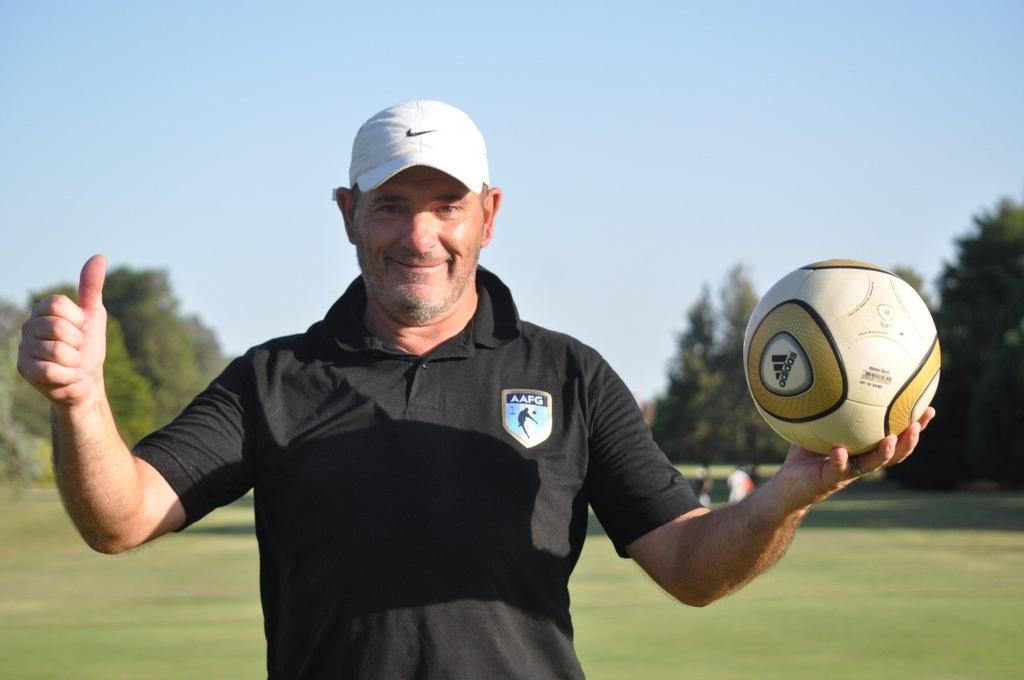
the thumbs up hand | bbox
[18,255,109,408]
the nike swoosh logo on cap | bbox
[406,129,436,137]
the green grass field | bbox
[1,479,1022,679]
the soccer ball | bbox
[743,259,940,455]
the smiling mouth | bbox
[388,255,450,268]
[396,260,445,268]
[387,258,451,276]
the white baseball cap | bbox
[347,100,489,193]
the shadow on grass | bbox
[590,479,1024,536]
[190,479,1024,538]
[800,479,1024,531]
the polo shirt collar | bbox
[323,267,521,355]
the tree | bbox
[187,314,228,385]
[891,196,1024,489]
[103,317,160,447]
[712,265,785,465]
[0,300,45,483]
[652,285,716,463]
[0,301,24,367]
[100,267,226,426]
[652,265,788,465]
[966,311,1024,485]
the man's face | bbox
[341,166,500,326]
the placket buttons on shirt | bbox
[407,360,438,413]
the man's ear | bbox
[479,186,502,249]
[334,187,358,244]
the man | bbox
[18,100,932,679]
[727,464,755,503]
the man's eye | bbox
[436,205,459,215]
[377,205,404,215]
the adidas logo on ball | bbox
[772,353,796,386]
[759,332,812,397]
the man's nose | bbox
[402,211,440,253]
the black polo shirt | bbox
[135,268,698,679]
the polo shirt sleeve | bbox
[585,358,700,557]
[133,352,260,529]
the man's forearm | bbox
[51,390,144,553]
[630,421,933,608]
[629,474,810,607]
[667,478,809,605]
[22,257,183,553]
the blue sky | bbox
[2,1,1022,399]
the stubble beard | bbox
[356,245,480,326]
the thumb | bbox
[78,254,107,313]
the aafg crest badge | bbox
[502,389,553,448]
